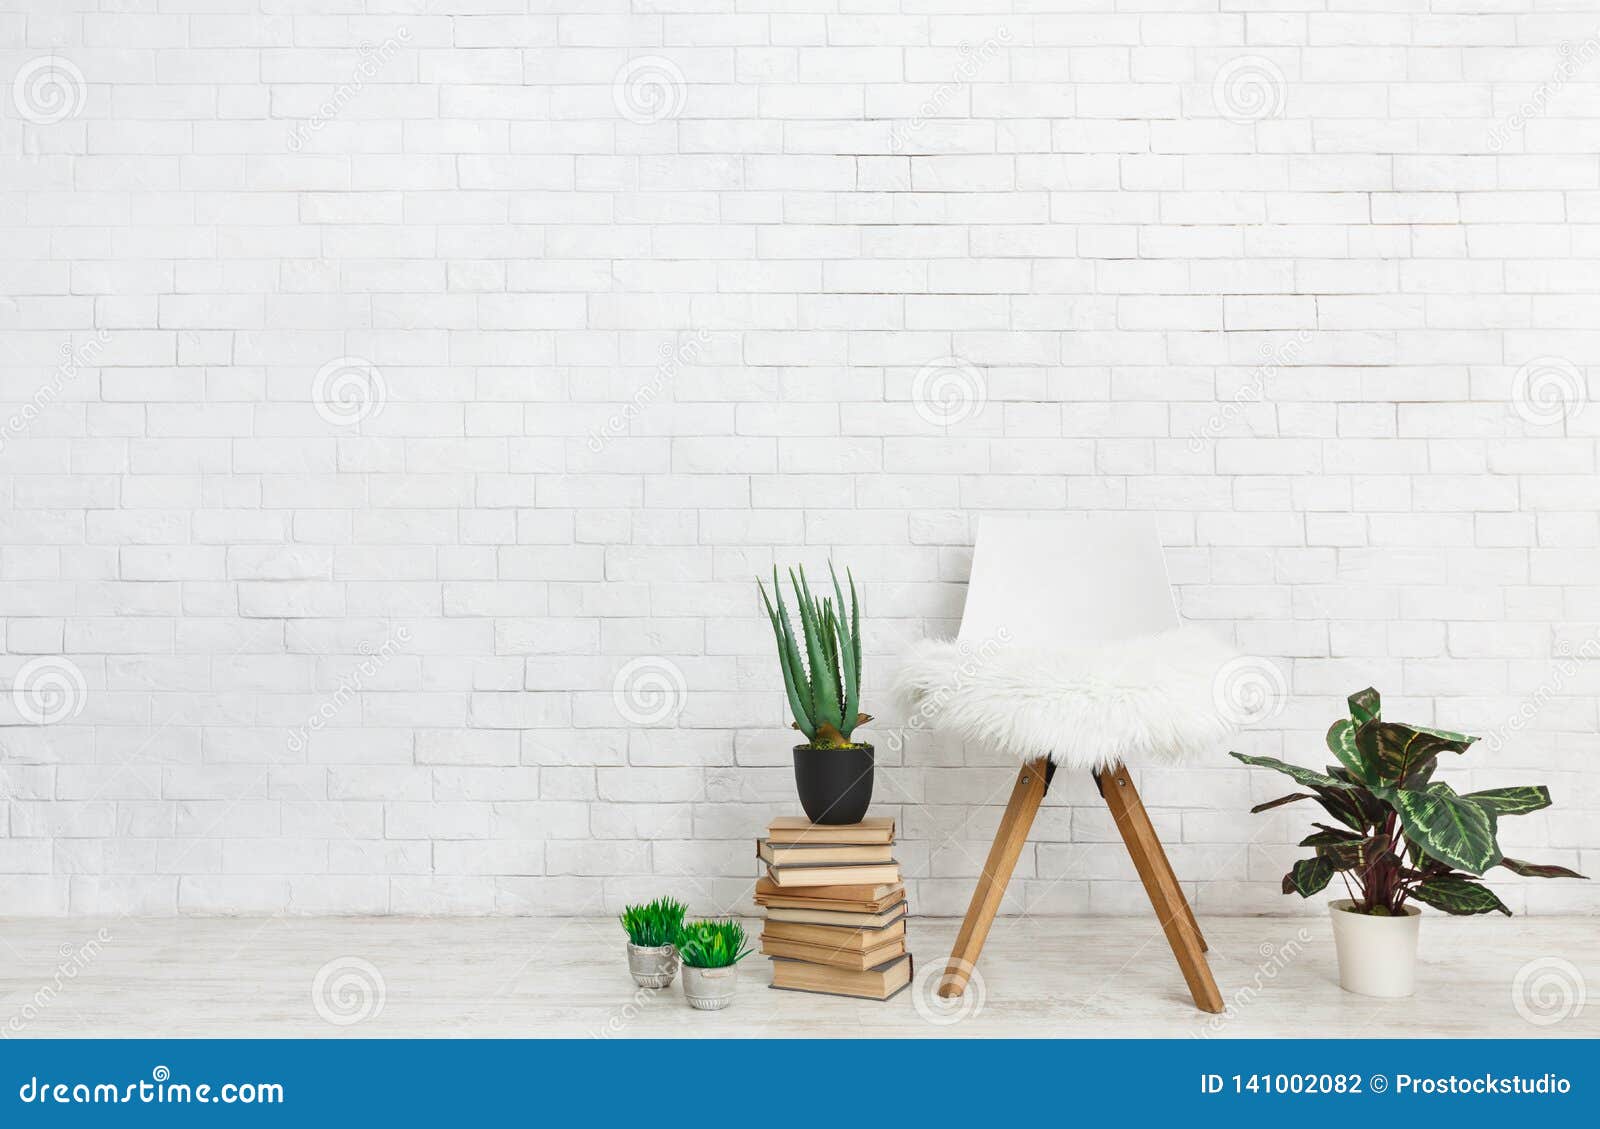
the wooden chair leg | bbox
[1095,763,1224,1014]
[938,759,1051,998]
[1151,829,1207,952]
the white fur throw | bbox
[891,628,1247,772]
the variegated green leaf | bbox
[1251,792,1315,814]
[1347,686,1381,728]
[1407,723,1476,744]
[1312,784,1372,832]
[1282,856,1335,897]
[1300,826,1361,848]
[1463,786,1551,817]
[1325,718,1375,784]
[1330,768,1390,826]
[1316,838,1368,871]
[1356,720,1475,783]
[1499,857,1587,880]
[1407,756,1437,789]
[1393,782,1501,875]
[1411,877,1511,916]
[1230,752,1344,791]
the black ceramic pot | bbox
[793,743,874,825]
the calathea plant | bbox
[1234,687,1585,917]
[757,563,869,749]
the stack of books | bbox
[756,816,912,1000]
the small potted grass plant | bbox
[1234,687,1585,998]
[620,897,686,989]
[674,919,752,1011]
[758,563,873,824]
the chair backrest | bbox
[956,514,1179,650]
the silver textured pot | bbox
[626,942,679,989]
[681,964,738,1010]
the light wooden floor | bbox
[1,915,1594,1038]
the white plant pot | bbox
[626,942,679,989]
[1329,899,1421,998]
[681,964,738,1010]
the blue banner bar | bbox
[2,1039,1592,1125]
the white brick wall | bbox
[2,0,1598,918]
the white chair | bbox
[894,514,1242,1012]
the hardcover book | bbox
[753,876,904,909]
[769,954,914,1001]
[766,816,896,846]
[762,900,909,930]
[757,839,895,867]
[760,933,907,972]
[763,861,900,888]
[761,916,907,953]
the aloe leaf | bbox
[766,571,817,741]
[1393,782,1502,875]
[791,567,841,734]
[848,567,861,698]
[820,596,845,721]
[829,561,859,738]
[1410,877,1511,916]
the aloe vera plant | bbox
[757,562,871,749]
[1234,687,1585,916]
